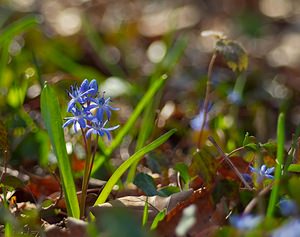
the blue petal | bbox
[89,79,98,95]
[96,108,104,122]
[106,124,120,131]
[103,130,111,140]
[78,117,86,128]
[80,79,89,92]
[86,128,93,138]
[67,99,76,112]
[62,119,74,128]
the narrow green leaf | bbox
[242,132,250,146]
[91,74,168,174]
[175,163,191,186]
[41,83,80,219]
[82,17,126,78]
[127,38,187,183]
[93,129,176,205]
[142,197,149,226]
[0,15,39,47]
[150,209,166,230]
[45,46,106,82]
[266,112,285,217]
[288,164,300,173]
[4,222,12,237]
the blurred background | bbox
[1,0,300,170]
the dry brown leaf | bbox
[44,217,88,237]
[91,189,193,224]
[156,188,227,237]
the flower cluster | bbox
[250,164,274,183]
[63,79,119,139]
[230,214,262,230]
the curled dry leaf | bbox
[91,189,193,225]
[157,188,227,237]
[44,217,88,237]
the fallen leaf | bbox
[91,189,193,225]
[156,188,227,237]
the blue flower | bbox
[228,90,242,105]
[230,214,262,230]
[63,79,119,138]
[250,165,274,183]
[87,93,119,121]
[272,219,300,237]
[86,119,119,140]
[87,79,98,96]
[67,79,97,112]
[279,198,298,217]
[190,103,213,131]
[62,107,87,133]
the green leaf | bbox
[288,164,300,173]
[108,74,168,154]
[260,141,277,154]
[190,146,218,186]
[175,163,191,186]
[267,112,285,217]
[93,129,176,205]
[244,143,259,151]
[242,133,258,151]
[134,173,158,196]
[82,17,125,78]
[215,39,248,73]
[150,209,166,230]
[2,175,25,189]
[157,186,180,196]
[287,176,300,204]
[45,46,106,82]
[41,83,80,219]
[142,197,149,226]
[0,15,39,47]
[91,74,168,175]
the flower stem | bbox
[80,128,91,218]
[87,135,99,186]
[208,136,252,190]
[198,53,217,148]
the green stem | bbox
[198,53,216,148]
[87,135,99,187]
[80,128,91,218]
[266,112,285,217]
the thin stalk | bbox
[227,146,246,157]
[198,53,217,148]
[266,112,285,217]
[208,136,252,190]
[80,128,92,218]
[243,182,273,215]
[87,135,99,187]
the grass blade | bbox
[127,37,187,183]
[266,112,285,217]
[41,83,80,219]
[150,209,166,230]
[93,129,176,205]
[0,15,39,46]
[91,74,168,174]
[45,46,106,82]
[142,197,149,226]
[82,17,126,78]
